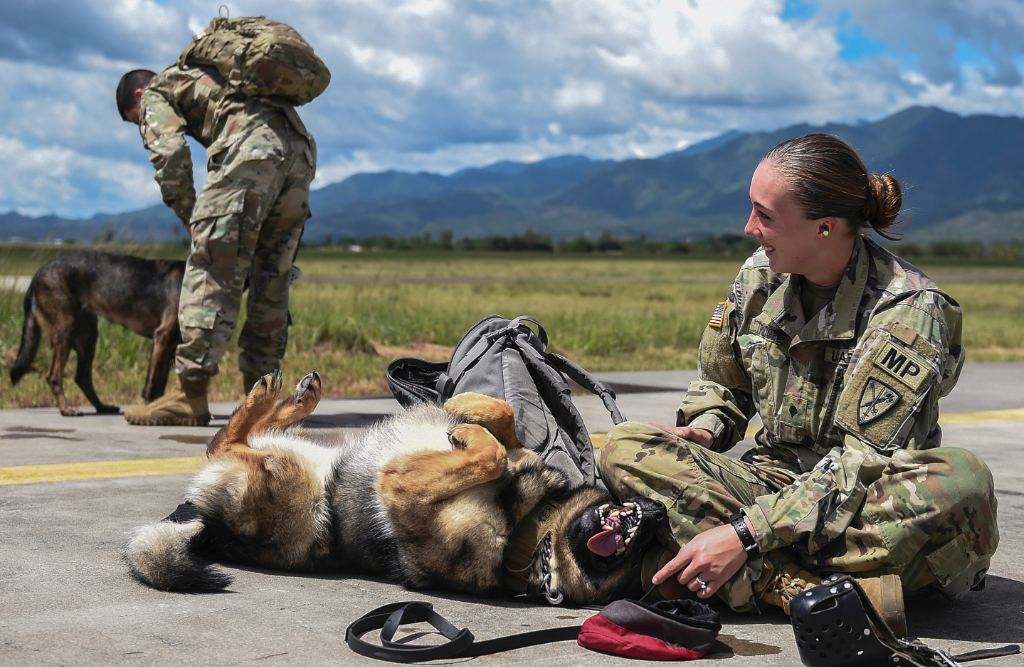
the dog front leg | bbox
[443,392,520,451]
[143,320,178,402]
[379,423,508,506]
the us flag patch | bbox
[709,302,726,328]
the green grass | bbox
[2,245,1024,410]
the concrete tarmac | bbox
[2,364,1023,666]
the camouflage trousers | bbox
[598,422,998,612]
[176,116,315,381]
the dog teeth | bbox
[624,502,636,508]
[609,510,620,518]
[599,504,609,512]
[601,524,614,532]
[615,546,626,556]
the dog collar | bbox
[502,497,563,600]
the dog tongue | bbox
[587,530,624,556]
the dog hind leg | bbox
[72,311,119,414]
[206,371,322,457]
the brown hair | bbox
[762,133,902,241]
[116,69,156,121]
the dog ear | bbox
[123,519,232,592]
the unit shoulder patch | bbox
[857,377,901,425]
[872,340,928,391]
[709,302,726,328]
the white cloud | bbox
[1,0,1024,216]
[0,135,158,216]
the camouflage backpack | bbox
[178,16,330,106]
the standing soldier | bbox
[115,17,328,426]
[600,134,997,637]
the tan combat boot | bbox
[243,374,261,397]
[754,550,907,638]
[640,546,694,601]
[124,376,211,426]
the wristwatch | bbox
[730,511,760,560]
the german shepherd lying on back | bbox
[125,371,666,605]
[9,250,184,415]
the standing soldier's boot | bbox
[242,374,261,396]
[124,376,211,426]
[754,550,907,637]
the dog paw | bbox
[246,370,283,406]
[60,407,83,417]
[447,427,469,449]
[294,371,321,405]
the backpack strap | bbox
[345,601,581,663]
[545,353,626,425]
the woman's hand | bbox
[651,520,751,599]
[647,423,714,448]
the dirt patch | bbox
[371,341,454,361]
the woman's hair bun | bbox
[864,173,902,234]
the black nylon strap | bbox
[544,352,626,424]
[346,601,581,663]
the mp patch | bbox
[858,377,901,425]
[873,340,928,391]
[709,302,726,328]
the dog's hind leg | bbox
[72,311,119,414]
[249,371,323,435]
[379,423,508,505]
[443,392,520,450]
[206,371,322,457]
[40,314,78,417]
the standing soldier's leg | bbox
[237,133,314,390]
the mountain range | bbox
[5,106,1024,243]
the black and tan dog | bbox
[9,250,185,415]
[124,371,666,605]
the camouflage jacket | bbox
[138,64,314,225]
[678,235,965,554]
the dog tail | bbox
[123,520,233,592]
[10,284,40,385]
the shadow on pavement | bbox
[907,575,1024,643]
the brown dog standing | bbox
[9,250,184,415]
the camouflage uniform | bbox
[139,64,316,380]
[599,236,998,612]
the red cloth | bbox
[577,614,706,661]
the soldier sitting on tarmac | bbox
[115,61,316,426]
[599,133,997,636]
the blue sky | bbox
[2,0,1024,217]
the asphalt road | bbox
[2,364,1023,666]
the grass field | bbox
[2,244,1024,410]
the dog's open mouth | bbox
[586,502,644,558]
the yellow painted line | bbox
[4,406,1024,486]
[938,407,1024,426]
[0,456,205,486]
[593,407,1024,446]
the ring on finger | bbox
[694,576,708,590]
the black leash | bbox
[345,601,581,663]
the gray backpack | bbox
[386,315,625,489]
